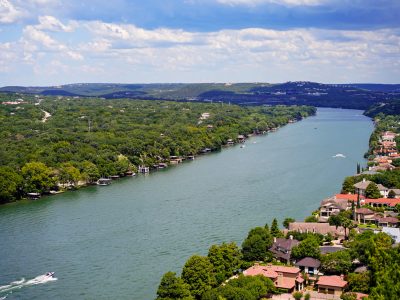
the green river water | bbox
[0,108,373,299]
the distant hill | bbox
[1,82,399,110]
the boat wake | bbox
[332,153,346,158]
[0,274,57,298]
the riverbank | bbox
[0,108,373,300]
[0,96,316,205]
[154,109,400,300]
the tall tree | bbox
[156,271,193,300]
[242,227,273,262]
[181,255,216,299]
[21,161,55,194]
[365,182,381,199]
[291,236,321,260]
[207,242,243,284]
[270,218,283,237]
[0,166,23,203]
[283,218,295,229]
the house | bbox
[287,222,346,239]
[375,216,399,228]
[243,264,304,292]
[381,131,397,142]
[295,257,321,275]
[354,179,389,198]
[316,275,347,297]
[365,198,400,209]
[382,227,400,243]
[319,196,350,222]
[354,208,376,224]
[237,135,245,143]
[269,237,299,263]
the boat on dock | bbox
[97,178,112,186]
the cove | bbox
[0,108,373,299]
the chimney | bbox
[273,237,277,243]
[340,274,344,280]
[362,178,366,183]
[289,235,293,240]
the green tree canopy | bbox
[157,271,194,300]
[365,182,381,199]
[21,161,55,193]
[241,227,273,262]
[283,218,295,229]
[0,166,23,203]
[320,250,353,275]
[207,242,243,284]
[181,255,216,299]
[291,236,321,260]
[270,218,283,237]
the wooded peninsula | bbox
[0,93,315,204]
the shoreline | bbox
[2,119,300,207]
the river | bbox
[0,108,373,299]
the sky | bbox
[0,0,399,85]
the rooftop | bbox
[295,257,321,268]
[317,275,347,288]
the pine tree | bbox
[270,218,283,237]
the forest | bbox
[0,93,315,204]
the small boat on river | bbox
[97,178,112,186]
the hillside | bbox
[2,82,399,110]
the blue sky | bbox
[0,0,399,85]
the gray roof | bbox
[319,246,346,255]
[295,257,321,268]
[354,180,388,191]
[269,238,300,261]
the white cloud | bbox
[36,15,76,32]
[0,0,24,23]
[216,0,326,6]
[1,18,399,84]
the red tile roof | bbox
[335,194,365,202]
[317,275,347,288]
[365,198,400,207]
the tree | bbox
[347,272,370,294]
[291,236,321,260]
[270,218,283,237]
[0,166,23,203]
[342,177,356,194]
[157,271,194,300]
[283,218,295,229]
[21,161,55,194]
[365,182,381,199]
[304,215,318,223]
[80,161,100,184]
[181,255,216,299]
[320,250,353,275]
[58,163,81,187]
[388,189,396,199]
[293,291,303,300]
[242,227,273,262]
[207,243,243,284]
[340,293,357,300]
[356,163,361,175]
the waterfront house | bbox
[269,237,299,264]
[375,216,398,228]
[354,179,389,198]
[237,135,245,143]
[319,196,352,222]
[243,264,304,292]
[287,222,346,239]
[381,131,397,142]
[295,257,321,275]
[354,208,375,224]
[365,198,400,209]
[316,275,347,297]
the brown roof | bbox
[376,217,399,224]
[295,257,321,268]
[355,208,375,215]
[269,238,300,261]
[317,275,347,288]
[288,222,345,236]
